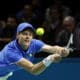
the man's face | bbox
[23,5,33,18]
[6,17,17,28]
[17,29,33,50]
[63,20,74,32]
[50,8,59,21]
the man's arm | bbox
[41,44,69,57]
[16,54,61,75]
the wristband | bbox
[42,55,53,67]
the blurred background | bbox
[0,0,80,57]
[0,0,80,80]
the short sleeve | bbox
[6,50,23,64]
[34,39,45,52]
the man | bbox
[55,16,80,57]
[0,22,69,80]
[55,16,75,47]
[0,16,17,50]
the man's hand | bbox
[61,48,70,57]
[50,54,62,63]
[53,46,70,57]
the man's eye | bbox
[22,33,27,35]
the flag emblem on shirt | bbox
[29,53,32,57]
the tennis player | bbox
[0,22,69,80]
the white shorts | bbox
[0,72,13,80]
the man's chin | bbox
[24,43,30,46]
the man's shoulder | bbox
[2,40,16,51]
[31,39,45,46]
[32,39,44,43]
[7,40,15,47]
[0,40,18,57]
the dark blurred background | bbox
[0,0,80,58]
[0,0,79,19]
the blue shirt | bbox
[0,39,45,76]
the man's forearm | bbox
[16,58,47,75]
[41,45,59,53]
[30,62,46,75]
[17,54,61,75]
[30,54,55,75]
[41,45,69,57]
[30,54,61,75]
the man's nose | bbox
[25,35,30,39]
